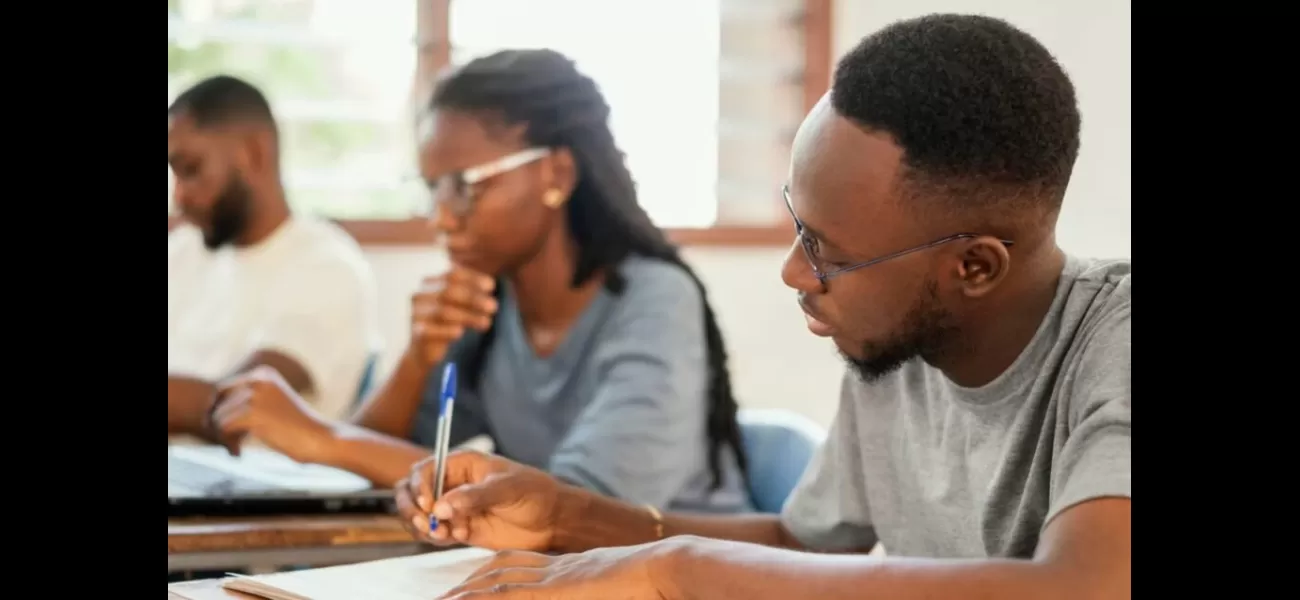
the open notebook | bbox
[219,547,496,600]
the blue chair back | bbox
[352,353,378,409]
[739,409,827,513]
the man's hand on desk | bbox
[395,450,562,552]
[209,365,336,463]
[437,542,684,600]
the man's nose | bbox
[780,238,822,294]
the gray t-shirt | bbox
[412,256,752,514]
[782,255,1131,558]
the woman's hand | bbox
[409,267,499,368]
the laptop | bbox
[167,445,395,518]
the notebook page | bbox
[222,547,496,600]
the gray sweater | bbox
[411,256,752,513]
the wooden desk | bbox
[168,514,426,572]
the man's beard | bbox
[202,173,254,250]
[841,279,958,384]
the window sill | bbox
[167,216,792,248]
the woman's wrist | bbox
[313,424,431,487]
[306,420,349,465]
[398,345,439,377]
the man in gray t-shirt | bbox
[783,255,1130,558]
[391,15,1130,600]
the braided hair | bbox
[432,49,748,490]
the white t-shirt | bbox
[167,217,382,420]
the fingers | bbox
[411,455,436,514]
[414,290,498,317]
[412,270,499,329]
[432,475,515,542]
[394,476,431,543]
[217,430,247,457]
[409,271,498,367]
[420,451,497,544]
[210,387,252,432]
[441,567,548,598]
[428,450,499,511]
[418,449,467,514]
[429,519,457,545]
[214,375,246,396]
[438,473,511,544]
[417,282,498,313]
[214,365,281,395]
[444,450,496,486]
[467,551,551,579]
[413,293,498,332]
[210,387,253,456]
[439,551,552,599]
[407,456,458,546]
[415,268,495,300]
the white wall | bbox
[835,0,1132,258]
[359,0,1131,428]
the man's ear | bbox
[233,128,275,176]
[956,237,1012,298]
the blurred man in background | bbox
[167,75,381,444]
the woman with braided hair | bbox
[212,48,753,515]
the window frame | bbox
[167,0,831,247]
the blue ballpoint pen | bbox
[430,362,457,532]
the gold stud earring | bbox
[542,189,566,208]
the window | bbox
[450,0,720,229]
[169,0,830,245]
[167,0,421,219]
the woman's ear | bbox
[546,147,578,198]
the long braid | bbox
[433,49,749,489]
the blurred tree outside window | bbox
[167,0,424,220]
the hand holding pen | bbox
[395,451,564,551]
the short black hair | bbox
[831,14,1081,212]
[168,74,277,130]
[431,49,750,491]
